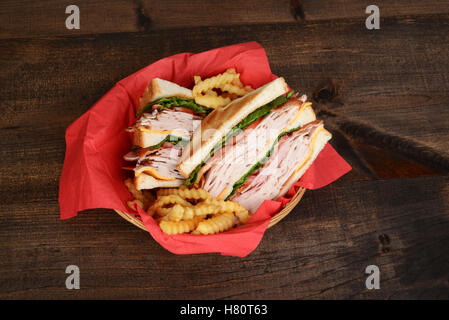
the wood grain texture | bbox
[0,0,295,39]
[0,176,448,299]
[1,0,449,299]
[300,0,449,21]
[2,0,449,39]
[0,0,139,39]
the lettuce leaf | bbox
[149,135,186,149]
[184,162,203,186]
[136,97,213,117]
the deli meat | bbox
[200,97,306,199]
[134,108,203,140]
[231,121,323,213]
[122,142,175,162]
[127,108,202,181]
[134,144,185,180]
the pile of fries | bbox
[125,181,251,235]
[192,68,252,109]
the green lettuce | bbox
[130,135,186,152]
[149,135,186,149]
[136,97,213,117]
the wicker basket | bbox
[115,187,306,230]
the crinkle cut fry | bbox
[150,185,251,235]
[194,212,237,235]
[124,178,154,211]
[157,187,212,200]
[149,194,192,216]
[159,216,203,235]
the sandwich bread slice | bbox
[137,78,194,114]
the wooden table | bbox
[1,0,448,299]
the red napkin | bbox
[59,42,351,257]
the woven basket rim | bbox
[115,187,306,231]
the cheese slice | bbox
[134,167,176,181]
[216,188,228,200]
[138,128,173,134]
[289,102,312,126]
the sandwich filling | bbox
[136,97,212,117]
[132,108,203,147]
[185,91,298,185]
[231,121,324,213]
[198,97,310,200]
[132,144,185,181]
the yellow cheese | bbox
[134,168,176,181]
[289,102,312,126]
[292,126,324,175]
[266,102,314,149]
[217,188,228,200]
[138,128,173,134]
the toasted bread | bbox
[137,78,193,115]
[134,173,184,191]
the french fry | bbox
[192,68,253,109]
[152,186,249,235]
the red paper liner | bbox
[59,42,351,257]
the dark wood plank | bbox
[0,0,296,39]
[0,176,448,299]
[0,0,139,39]
[2,0,449,39]
[301,0,449,21]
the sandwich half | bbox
[197,95,316,200]
[230,120,331,212]
[177,77,291,183]
[124,143,185,190]
[129,78,213,149]
[124,78,212,189]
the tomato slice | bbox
[245,117,262,130]
[172,107,196,115]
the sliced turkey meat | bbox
[200,97,308,199]
[123,142,175,162]
[133,108,203,140]
[231,121,324,213]
[134,145,185,180]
